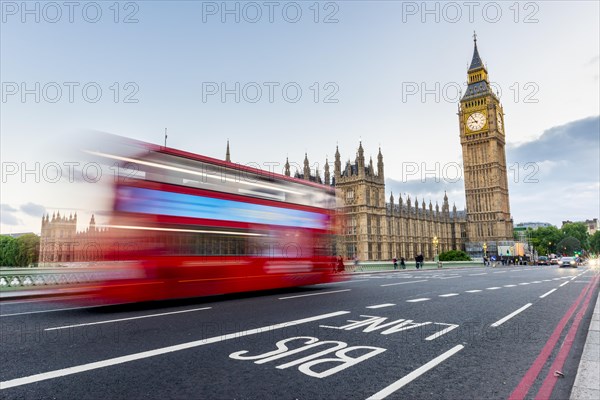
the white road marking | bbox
[425,324,460,341]
[503,285,517,288]
[490,303,532,327]
[318,279,369,285]
[493,271,507,274]
[570,276,577,281]
[486,287,502,290]
[531,281,542,284]
[279,289,350,300]
[518,283,530,285]
[406,298,430,303]
[0,310,351,390]
[45,307,212,331]
[439,293,459,297]
[465,290,482,293]
[380,280,428,287]
[366,345,464,399]
[543,280,551,282]
[366,303,396,309]
[439,276,461,280]
[560,282,569,287]
[1,306,98,318]
[468,273,487,276]
[539,289,557,298]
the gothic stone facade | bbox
[40,213,109,264]
[286,144,467,261]
[459,35,514,255]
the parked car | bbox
[558,257,577,268]
[536,256,549,265]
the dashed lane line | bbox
[491,303,532,327]
[439,293,459,297]
[366,345,465,400]
[44,307,212,331]
[540,289,557,299]
[380,280,428,287]
[406,298,431,303]
[469,273,487,276]
[1,306,98,318]
[504,284,517,288]
[465,290,482,293]
[493,271,507,274]
[560,282,569,287]
[279,289,351,300]
[486,287,502,290]
[366,303,396,309]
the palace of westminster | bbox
[40,37,514,263]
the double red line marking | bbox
[509,275,599,400]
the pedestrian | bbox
[400,257,406,269]
[393,257,398,270]
[415,255,419,269]
[336,255,345,273]
[483,256,488,267]
[353,256,360,272]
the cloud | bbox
[507,116,600,225]
[0,204,21,226]
[19,203,47,218]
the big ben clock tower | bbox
[459,33,513,250]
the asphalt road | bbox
[1,264,598,399]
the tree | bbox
[556,236,582,255]
[15,234,40,267]
[528,226,565,255]
[589,231,600,254]
[439,250,471,261]
[561,223,590,250]
[0,234,40,267]
[0,236,19,266]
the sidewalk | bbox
[570,290,600,399]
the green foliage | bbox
[528,226,565,255]
[590,231,600,253]
[556,236,582,255]
[0,234,40,267]
[561,223,590,250]
[439,250,471,261]
[0,236,18,266]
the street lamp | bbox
[432,236,439,262]
[483,242,487,266]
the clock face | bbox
[496,110,504,133]
[466,112,487,132]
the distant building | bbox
[562,218,598,235]
[313,143,466,261]
[39,212,110,264]
[515,222,553,230]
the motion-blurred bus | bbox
[91,141,342,303]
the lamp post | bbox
[433,236,439,262]
[483,242,487,266]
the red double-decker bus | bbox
[92,141,342,303]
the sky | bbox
[1,0,599,234]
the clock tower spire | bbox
[459,34,513,253]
